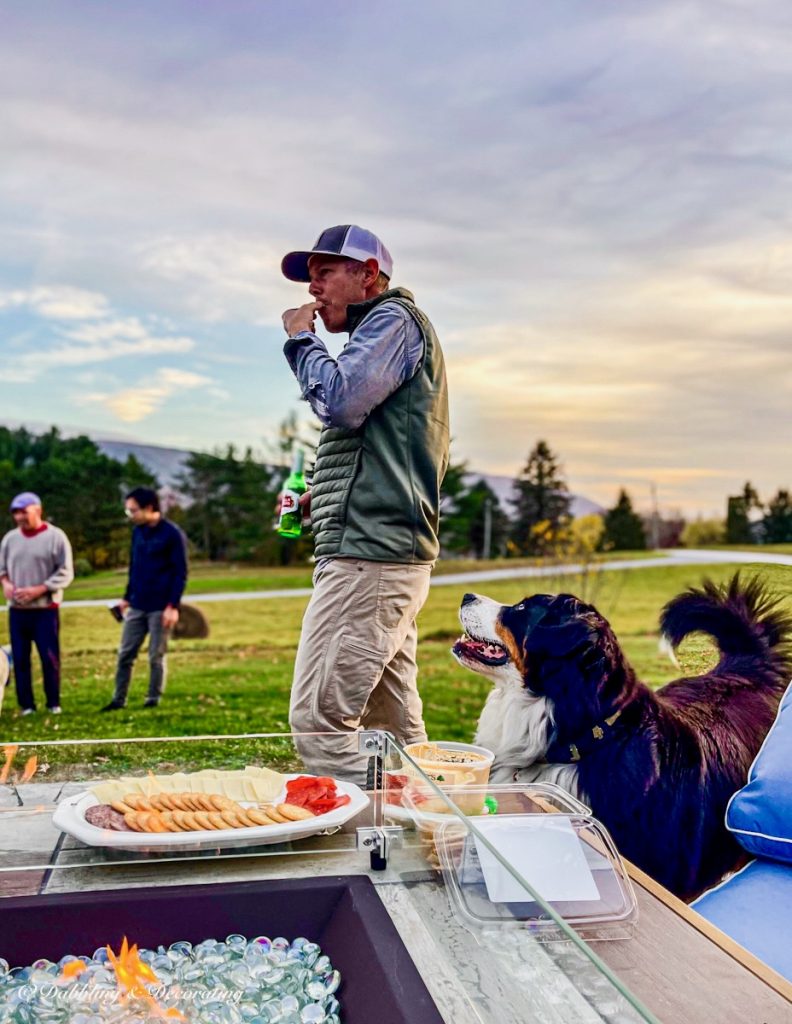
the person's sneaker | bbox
[47,705,62,715]
[100,700,126,712]
[143,698,160,708]
[20,707,35,717]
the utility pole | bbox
[482,496,492,560]
[650,483,660,550]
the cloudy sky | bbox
[1,1,791,517]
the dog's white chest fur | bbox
[475,684,551,782]
[475,686,583,798]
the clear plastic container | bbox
[399,781,591,869]
[402,741,495,790]
[434,812,639,942]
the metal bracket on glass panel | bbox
[357,825,402,872]
[358,730,399,869]
[358,730,385,756]
[359,730,385,791]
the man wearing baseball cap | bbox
[280,224,450,783]
[0,492,74,715]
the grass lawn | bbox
[2,559,790,779]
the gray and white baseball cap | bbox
[281,225,393,282]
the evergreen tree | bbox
[762,489,792,543]
[177,443,312,564]
[602,489,647,551]
[725,481,761,544]
[440,459,507,558]
[510,440,570,555]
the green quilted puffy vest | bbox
[310,288,449,563]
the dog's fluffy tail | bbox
[660,573,792,668]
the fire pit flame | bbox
[20,755,37,783]
[0,745,19,785]
[105,936,187,1021]
[60,959,87,979]
[0,746,37,785]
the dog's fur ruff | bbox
[453,574,792,900]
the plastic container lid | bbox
[400,780,591,824]
[433,812,639,942]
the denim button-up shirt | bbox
[284,302,424,429]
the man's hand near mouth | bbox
[282,300,325,337]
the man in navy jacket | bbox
[101,487,188,711]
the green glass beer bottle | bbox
[277,448,307,538]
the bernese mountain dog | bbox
[452,575,792,900]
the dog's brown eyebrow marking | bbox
[495,621,525,675]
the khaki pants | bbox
[289,557,432,783]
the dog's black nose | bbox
[461,593,477,607]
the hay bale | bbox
[172,603,210,640]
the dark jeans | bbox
[9,607,61,710]
[113,607,171,704]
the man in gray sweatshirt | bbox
[0,492,74,715]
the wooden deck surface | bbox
[595,862,792,1023]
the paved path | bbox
[3,548,789,612]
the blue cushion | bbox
[726,679,792,863]
[692,859,792,982]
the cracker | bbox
[259,804,289,823]
[145,812,168,834]
[245,808,277,827]
[159,811,182,832]
[277,802,315,821]
[124,811,144,832]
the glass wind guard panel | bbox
[0,730,658,1023]
[0,731,380,887]
[380,735,659,1024]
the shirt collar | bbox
[346,287,414,334]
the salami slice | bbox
[84,804,131,831]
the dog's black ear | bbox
[526,617,593,660]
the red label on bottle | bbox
[280,490,299,516]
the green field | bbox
[2,559,791,778]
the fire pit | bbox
[0,876,443,1024]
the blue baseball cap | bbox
[281,224,393,283]
[10,492,42,511]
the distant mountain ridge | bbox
[97,438,604,518]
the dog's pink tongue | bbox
[465,636,502,657]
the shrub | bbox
[681,518,726,547]
[73,557,94,577]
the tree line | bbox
[1,425,788,570]
[0,426,155,571]
[725,482,792,544]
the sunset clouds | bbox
[1,1,790,515]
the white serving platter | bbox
[52,774,369,853]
